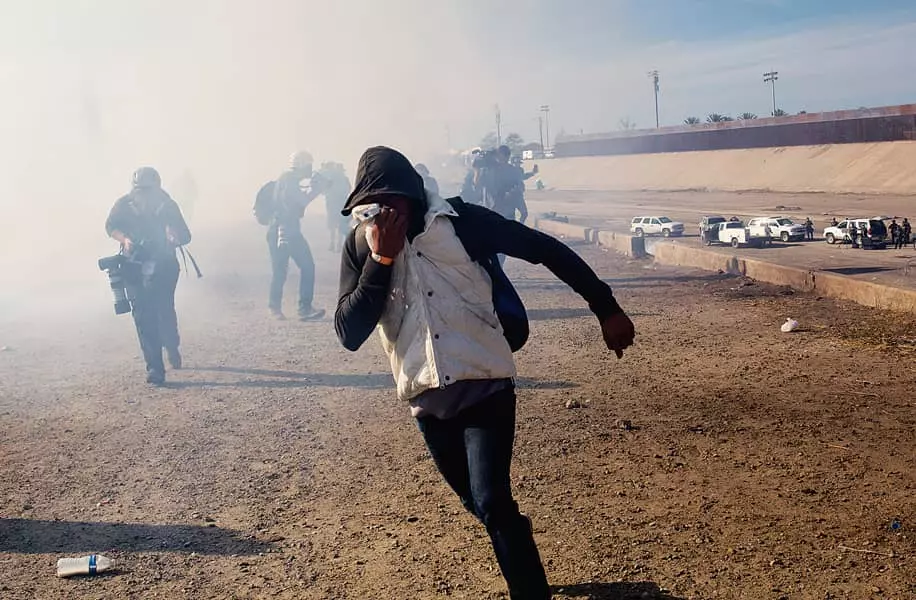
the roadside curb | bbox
[534,219,916,313]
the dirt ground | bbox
[3,218,916,599]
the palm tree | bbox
[618,117,637,131]
[684,117,701,125]
[772,108,787,117]
[738,112,758,120]
[707,113,727,123]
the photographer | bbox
[253,151,326,321]
[105,167,191,385]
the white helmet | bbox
[131,166,162,189]
[288,151,314,171]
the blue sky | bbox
[450,0,916,140]
[621,0,916,43]
[2,0,916,217]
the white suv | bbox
[630,216,685,238]
[746,217,807,242]
[823,218,888,245]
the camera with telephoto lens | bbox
[98,246,145,315]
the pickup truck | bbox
[746,217,807,242]
[707,221,768,248]
[698,215,727,243]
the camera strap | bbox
[178,246,203,278]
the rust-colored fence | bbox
[555,104,916,157]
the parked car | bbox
[823,218,888,247]
[630,216,685,238]
[707,221,768,248]
[747,217,807,242]
[699,215,727,243]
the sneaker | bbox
[298,307,326,321]
[166,347,182,370]
[269,308,287,320]
[146,369,166,386]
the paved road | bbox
[528,189,916,289]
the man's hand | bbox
[122,238,133,254]
[600,312,635,359]
[367,207,408,259]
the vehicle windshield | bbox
[776,219,794,226]
[658,217,672,223]
[707,217,726,223]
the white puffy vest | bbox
[374,194,517,401]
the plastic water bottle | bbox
[56,555,114,578]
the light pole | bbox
[538,115,545,153]
[763,71,779,116]
[648,70,660,128]
[540,105,551,153]
[494,104,502,145]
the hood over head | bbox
[341,146,426,216]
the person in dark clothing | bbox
[903,218,913,248]
[318,161,353,253]
[414,163,440,196]
[490,145,526,222]
[105,167,192,385]
[849,222,859,248]
[504,153,539,225]
[254,151,326,320]
[804,217,815,241]
[334,146,635,599]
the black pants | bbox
[267,227,315,314]
[130,259,180,375]
[417,388,550,599]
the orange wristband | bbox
[371,253,394,266]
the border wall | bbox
[556,104,916,157]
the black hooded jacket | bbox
[334,146,623,352]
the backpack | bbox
[253,181,276,226]
[445,197,529,352]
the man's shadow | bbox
[179,366,578,391]
[553,581,684,599]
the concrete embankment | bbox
[533,218,916,313]
[537,142,916,195]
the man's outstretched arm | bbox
[334,228,392,351]
[459,203,635,355]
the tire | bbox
[731,237,740,248]
[781,231,790,243]
[826,233,835,244]
[662,229,671,238]
[635,228,644,238]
